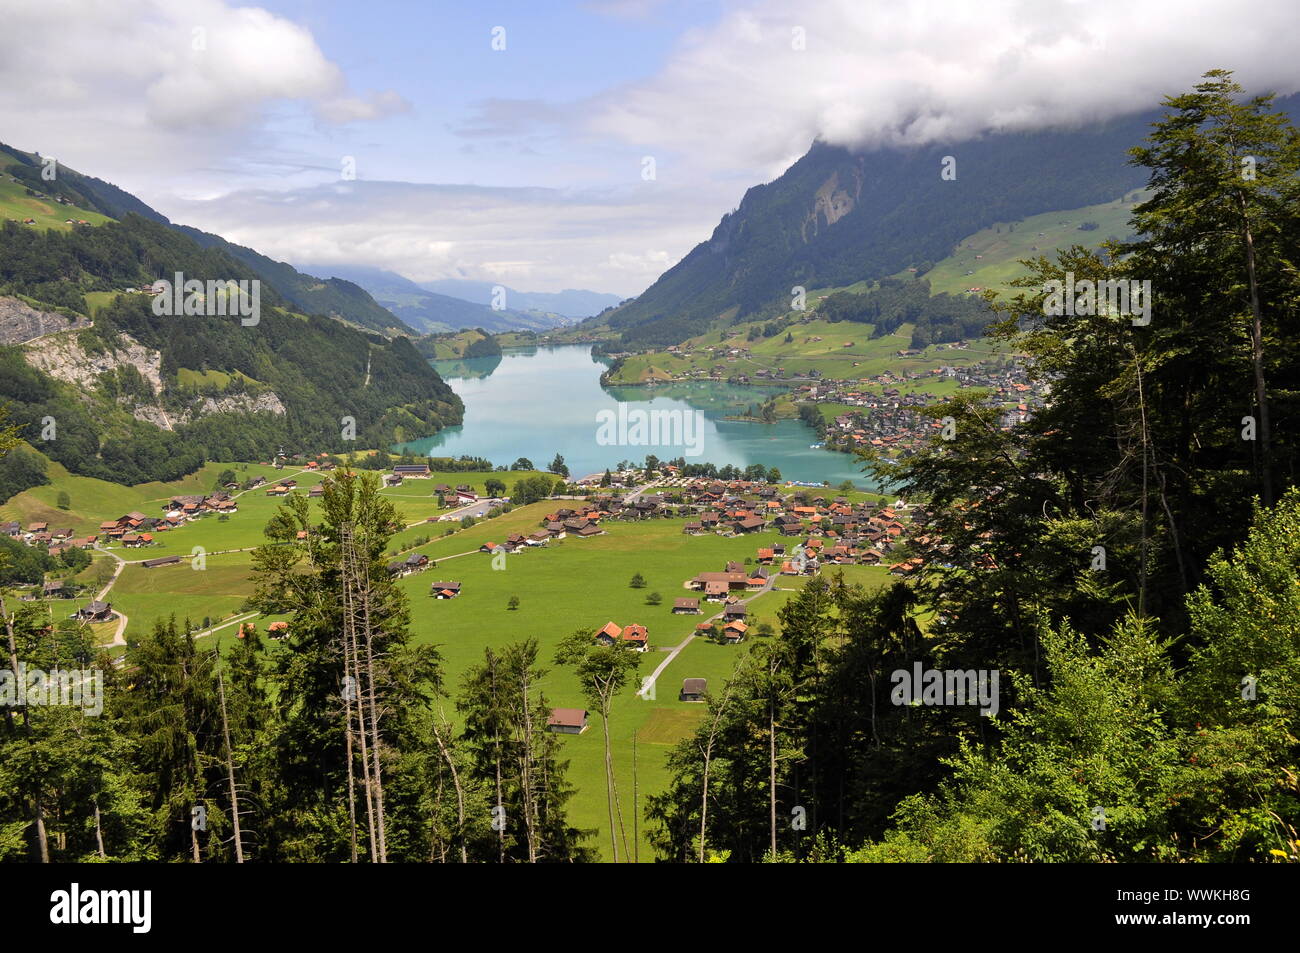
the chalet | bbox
[309,486,324,497]
[621,624,649,651]
[544,522,567,539]
[722,620,748,643]
[431,581,462,599]
[703,580,729,601]
[480,541,501,554]
[573,523,603,538]
[691,571,748,592]
[29,522,48,534]
[672,597,701,614]
[505,534,527,551]
[388,553,429,577]
[42,580,69,598]
[393,464,431,478]
[731,516,765,534]
[683,521,704,535]
[723,603,747,621]
[142,555,181,568]
[434,484,453,495]
[76,601,113,622]
[680,678,708,702]
[547,708,589,734]
[526,531,550,546]
[385,474,404,486]
[51,527,74,540]
[0,521,20,537]
[593,621,623,646]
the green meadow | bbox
[3,454,896,859]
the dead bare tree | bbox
[697,679,734,863]
[214,649,245,863]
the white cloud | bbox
[4,0,1297,300]
[582,0,1300,175]
[0,0,406,185]
[166,181,709,297]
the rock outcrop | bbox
[0,295,92,344]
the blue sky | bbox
[248,0,721,188]
[3,0,1298,297]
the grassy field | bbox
[4,453,897,859]
[610,317,1008,386]
[0,169,114,231]
[899,194,1143,297]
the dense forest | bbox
[0,214,463,485]
[1,141,410,334]
[647,72,1300,862]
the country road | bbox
[636,572,778,700]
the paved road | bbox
[636,573,777,699]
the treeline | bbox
[818,278,992,348]
[647,72,1300,862]
[0,296,463,485]
[0,471,593,862]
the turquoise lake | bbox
[398,345,875,487]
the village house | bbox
[141,555,181,568]
[722,620,748,643]
[393,464,431,478]
[672,597,701,614]
[547,708,589,734]
[430,581,462,599]
[76,601,113,622]
[680,678,708,702]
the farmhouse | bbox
[672,597,700,614]
[722,620,749,643]
[620,624,649,651]
[76,601,113,622]
[141,555,181,568]
[680,678,707,702]
[547,708,589,734]
[723,602,747,621]
[593,621,622,646]
[43,580,69,598]
[431,581,462,599]
[394,464,431,478]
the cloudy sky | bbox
[2,0,1297,296]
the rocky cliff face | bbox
[0,295,92,344]
[21,325,286,430]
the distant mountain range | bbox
[300,266,620,334]
[419,279,622,319]
[595,96,1299,348]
